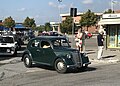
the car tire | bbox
[54,58,67,73]
[23,54,32,68]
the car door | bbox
[29,39,44,62]
[38,40,56,65]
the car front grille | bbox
[71,51,82,67]
[0,47,11,53]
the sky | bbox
[0,0,120,25]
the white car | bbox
[0,35,18,56]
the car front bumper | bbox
[67,61,91,69]
[0,52,15,55]
[0,47,16,55]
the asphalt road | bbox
[0,63,120,86]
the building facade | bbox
[60,12,102,33]
[98,13,120,49]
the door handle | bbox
[36,49,40,52]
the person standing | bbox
[81,30,86,53]
[97,29,104,60]
[75,29,83,52]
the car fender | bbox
[53,56,74,66]
[21,50,33,61]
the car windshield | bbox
[0,37,14,43]
[52,38,70,47]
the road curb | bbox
[90,59,120,64]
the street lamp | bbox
[111,0,119,13]
[58,0,62,33]
[111,0,114,12]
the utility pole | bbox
[111,0,114,12]
[111,0,119,13]
[70,8,77,48]
[58,0,62,33]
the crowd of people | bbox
[75,28,88,53]
[75,28,105,60]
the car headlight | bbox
[11,51,15,54]
[7,49,10,52]
[66,54,72,59]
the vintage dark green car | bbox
[22,36,91,73]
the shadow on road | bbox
[31,64,97,74]
[32,64,55,71]
[86,51,96,55]
[0,45,26,61]
[68,67,97,74]
[102,55,116,59]
[85,67,97,72]
[0,53,22,61]
[0,56,13,61]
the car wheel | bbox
[23,54,32,68]
[54,58,67,73]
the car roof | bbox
[33,36,66,40]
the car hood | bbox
[53,47,78,57]
[54,47,77,52]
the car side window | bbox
[53,40,60,47]
[31,40,40,47]
[41,41,51,48]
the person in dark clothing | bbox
[97,29,104,60]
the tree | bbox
[45,22,52,31]
[3,16,15,31]
[104,9,113,14]
[0,20,3,27]
[35,25,45,31]
[79,9,97,31]
[61,16,73,34]
[23,17,36,29]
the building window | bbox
[109,26,116,47]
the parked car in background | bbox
[21,36,91,73]
[48,31,63,36]
[0,35,20,56]
[39,31,63,36]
